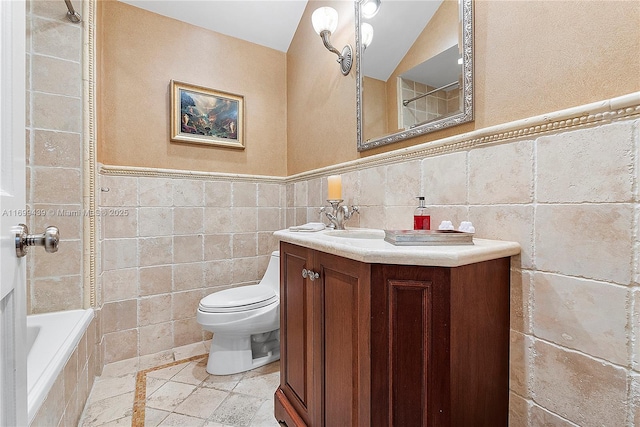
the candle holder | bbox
[320,199,359,230]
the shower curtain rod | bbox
[64,0,81,23]
[402,80,460,107]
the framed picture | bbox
[170,80,244,149]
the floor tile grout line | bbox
[131,353,208,427]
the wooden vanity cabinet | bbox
[370,259,510,426]
[274,241,511,427]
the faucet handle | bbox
[344,205,359,220]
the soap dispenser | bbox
[414,196,430,230]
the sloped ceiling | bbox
[118,0,309,52]
[117,0,443,81]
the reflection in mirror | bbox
[400,45,461,128]
[356,0,473,151]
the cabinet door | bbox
[316,251,370,427]
[276,244,372,427]
[370,265,450,427]
[278,242,315,425]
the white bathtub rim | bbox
[27,308,94,424]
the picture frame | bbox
[170,80,245,149]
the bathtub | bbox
[27,309,94,423]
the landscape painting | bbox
[170,80,244,149]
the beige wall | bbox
[286,0,358,175]
[97,0,287,176]
[288,0,640,170]
[363,76,388,140]
[97,1,640,175]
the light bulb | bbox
[361,23,374,48]
[362,0,381,19]
[312,7,338,35]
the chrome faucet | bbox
[320,200,359,230]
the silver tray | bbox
[384,229,474,246]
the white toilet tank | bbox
[259,251,280,294]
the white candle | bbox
[327,175,342,200]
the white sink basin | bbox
[325,229,384,239]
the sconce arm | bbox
[319,30,343,58]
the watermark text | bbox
[2,208,130,217]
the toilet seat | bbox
[199,285,277,313]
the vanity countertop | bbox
[274,228,521,267]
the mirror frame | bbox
[356,0,474,152]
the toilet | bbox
[197,251,280,375]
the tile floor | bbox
[79,342,282,427]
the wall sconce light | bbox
[361,0,381,18]
[361,23,374,50]
[312,7,353,76]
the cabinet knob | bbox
[302,268,320,281]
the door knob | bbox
[14,224,59,258]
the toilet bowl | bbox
[197,251,280,375]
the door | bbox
[0,1,28,426]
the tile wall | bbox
[25,2,100,425]
[285,118,640,426]
[97,175,283,364]
[97,117,639,425]
[26,0,84,313]
[400,78,461,130]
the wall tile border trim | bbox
[291,91,640,182]
[84,0,97,308]
[99,164,285,184]
[100,92,640,185]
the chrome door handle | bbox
[14,224,59,258]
